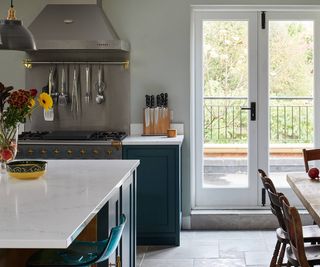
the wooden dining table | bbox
[287,173,320,225]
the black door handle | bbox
[241,102,256,121]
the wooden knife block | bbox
[143,107,170,135]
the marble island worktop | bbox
[0,159,139,249]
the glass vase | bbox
[0,125,18,172]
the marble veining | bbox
[0,159,139,249]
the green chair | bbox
[27,214,126,267]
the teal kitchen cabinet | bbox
[123,145,181,246]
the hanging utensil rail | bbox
[23,59,129,69]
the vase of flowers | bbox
[0,82,53,170]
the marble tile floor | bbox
[137,230,279,267]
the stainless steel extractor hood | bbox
[28,3,129,51]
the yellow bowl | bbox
[6,161,47,180]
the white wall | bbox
[103,0,320,218]
[1,0,320,219]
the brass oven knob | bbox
[93,149,99,155]
[40,149,47,155]
[107,149,113,156]
[67,149,73,156]
[28,148,34,155]
[53,148,60,155]
[80,149,86,156]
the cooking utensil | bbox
[51,66,59,102]
[95,65,105,104]
[71,66,80,118]
[85,65,91,103]
[44,67,55,121]
[58,66,68,106]
[71,67,76,116]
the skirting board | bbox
[182,216,191,230]
[190,210,313,230]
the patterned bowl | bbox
[6,161,47,179]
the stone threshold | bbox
[190,209,313,230]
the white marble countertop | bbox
[0,159,139,249]
[122,135,184,145]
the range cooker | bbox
[17,131,126,159]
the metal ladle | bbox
[95,65,105,104]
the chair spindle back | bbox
[258,169,287,231]
[280,195,310,267]
[302,148,320,172]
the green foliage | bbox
[203,20,314,144]
[3,105,29,130]
[203,21,248,98]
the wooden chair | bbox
[257,169,320,267]
[280,195,320,267]
[302,148,320,172]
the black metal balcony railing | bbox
[204,96,313,144]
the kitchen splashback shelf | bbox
[24,60,130,133]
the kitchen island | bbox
[0,160,139,267]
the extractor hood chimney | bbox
[28,1,129,52]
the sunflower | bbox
[38,92,53,111]
[28,98,35,108]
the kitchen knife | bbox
[145,95,150,108]
[164,93,168,107]
[160,93,165,107]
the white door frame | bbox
[259,11,320,206]
[190,5,320,210]
[193,11,258,208]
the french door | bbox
[193,9,320,208]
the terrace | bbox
[203,96,313,188]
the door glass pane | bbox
[202,20,249,188]
[269,21,314,187]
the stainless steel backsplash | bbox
[25,63,130,133]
